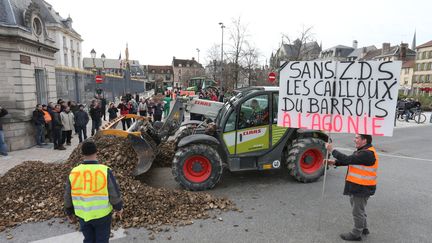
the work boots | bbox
[340,232,362,241]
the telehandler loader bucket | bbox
[97,98,185,176]
[128,133,156,176]
[98,114,156,175]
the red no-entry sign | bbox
[268,72,276,83]
[95,75,103,84]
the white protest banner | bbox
[277,61,402,136]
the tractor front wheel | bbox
[172,144,223,191]
[286,138,326,183]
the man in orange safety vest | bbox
[325,134,378,241]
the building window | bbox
[421,63,425,71]
[71,53,75,67]
[70,40,73,51]
[427,62,432,70]
[35,69,48,104]
[404,68,409,74]
[64,53,68,66]
[404,78,408,85]
[419,75,424,83]
[77,54,81,68]
[422,52,427,59]
[32,17,43,36]
[63,36,67,48]
[178,64,182,67]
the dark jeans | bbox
[52,127,62,148]
[153,114,162,122]
[139,111,147,116]
[62,130,72,145]
[78,214,112,243]
[92,119,102,136]
[350,195,369,237]
[35,124,45,145]
[76,125,87,143]
[0,130,8,155]
[101,107,106,121]
[45,122,52,142]
[121,118,131,130]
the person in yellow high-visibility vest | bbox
[64,140,123,243]
[325,134,378,242]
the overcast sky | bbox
[47,0,431,66]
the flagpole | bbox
[317,61,338,232]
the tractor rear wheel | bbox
[172,144,223,191]
[286,138,326,183]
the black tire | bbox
[413,113,426,124]
[286,138,326,183]
[397,113,406,122]
[172,144,223,191]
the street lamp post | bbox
[218,22,225,94]
[101,53,106,75]
[196,48,200,63]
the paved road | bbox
[1,125,432,242]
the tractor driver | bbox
[249,99,264,126]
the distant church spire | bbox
[125,43,129,61]
[412,30,416,50]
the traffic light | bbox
[96,88,103,95]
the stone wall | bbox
[0,35,57,151]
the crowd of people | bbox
[26,92,176,150]
[114,92,173,131]
[29,98,105,150]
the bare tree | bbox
[205,44,220,65]
[241,43,260,86]
[205,44,221,81]
[226,17,248,89]
[282,26,317,61]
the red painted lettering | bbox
[83,170,93,191]
[311,114,321,130]
[363,114,368,134]
[347,116,359,134]
[70,171,82,190]
[298,113,308,129]
[333,115,343,132]
[282,112,291,127]
[93,170,107,192]
[372,117,384,136]
[322,114,332,131]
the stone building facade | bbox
[172,57,205,88]
[42,1,83,69]
[0,0,58,150]
[413,40,432,94]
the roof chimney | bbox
[382,43,391,55]
[353,40,358,49]
[400,43,408,60]
[192,57,195,61]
